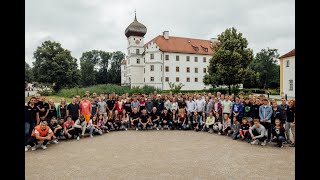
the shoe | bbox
[47,141,50,145]
[218,132,221,135]
[90,135,93,138]
[52,139,59,144]
[25,146,28,152]
[125,128,128,131]
[289,143,295,147]
[67,133,72,138]
[135,128,138,131]
[41,145,47,150]
[250,139,259,145]
[31,146,36,151]
[261,140,267,146]
[77,136,80,140]
[286,140,292,144]
[156,127,159,131]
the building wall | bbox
[282,56,295,97]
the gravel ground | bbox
[25,130,295,180]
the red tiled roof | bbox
[279,49,295,59]
[121,59,127,65]
[144,35,214,55]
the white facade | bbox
[282,56,295,97]
[122,35,213,90]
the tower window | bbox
[137,59,140,64]
[150,54,154,59]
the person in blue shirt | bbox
[259,98,273,142]
[232,96,243,124]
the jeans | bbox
[86,126,95,136]
[28,136,49,147]
[231,132,241,139]
[25,122,30,146]
[274,135,286,146]
[285,122,295,143]
[261,122,272,140]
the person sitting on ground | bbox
[230,118,241,140]
[74,115,87,140]
[150,107,160,130]
[121,109,129,131]
[26,121,54,151]
[204,112,215,133]
[239,118,251,141]
[160,108,173,130]
[130,107,140,131]
[272,118,286,148]
[87,114,103,137]
[106,110,115,130]
[172,109,179,130]
[249,119,268,146]
[98,114,108,133]
[57,117,65,138]
[139,109,151,130]
[218,114,231,135]
[180,109,189,130]
[113,110,121,131]
[64,116,75,139]
[48,116,61,144]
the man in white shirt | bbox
[195,95,205,116]
[186,96,196,115]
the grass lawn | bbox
[25,96,72,104]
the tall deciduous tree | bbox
[108,51,125,84]
[33,40,80,91]
[250,48,280,89]
[203,27,254,94]
[25,61,33,83]
[80,50,100,86]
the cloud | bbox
[26,0,294,67]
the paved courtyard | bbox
[26,131,295,180]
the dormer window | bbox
[192,45,199,51]
[201,45,208,52]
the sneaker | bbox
[90,135,93,138]
[25,146,28,152]
[250,139,259,145]
[135,128,138,131]
[31,146,36,151]
[77,136,80,140]
[67,133,72,139]
[218,132,221,135]
[156,127,159,131]
[47,141,50,145]
[41,145,47,150]
[125,128,128,131]
[261,140,267,146]
[289,143,295,147]
[52,139,58,144]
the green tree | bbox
[96,51,112,84]
[108,51,125,84]
[250,48,280,89]
[25,61,33,83]
[80,50,100,86]
[203,27,254,94]
[33,40,80,91]
[168,82,185,93]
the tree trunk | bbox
[228,84,231,95]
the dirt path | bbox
[26,131,295,180]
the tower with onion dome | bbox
[123,12,147,88]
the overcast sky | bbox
[26,0,294,67]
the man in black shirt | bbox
[155,96,164,114]
[149,107,160,130]
[106,97,115,113]
[25,97,39,148]
[67,97,80,121]
[252,98,261,126]
[278,98,288,125]
[139,109,151,130]
[130,107,140,131]
[38,96,49,122]
[160,108,172,130]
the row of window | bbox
[145,77,200,82]
[144,66,206,73]
[150,53,207,62]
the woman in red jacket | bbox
[115,96,124,116]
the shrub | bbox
[37,90,53,96]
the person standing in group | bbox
[67,96,81,122]
[79,94,92,124]
[278,98,288,126]
[131,96,140,112]
[145,97,154,114]
[115,96,125,116]
[212,97,222,120]
[259,98,272,142]
[285,100,295,147]
[139,95,146,112]
[243,97,254,124]
[204,96,213,118]
[57,98,68,120]
[195,95,205,117]
[25,97,39,150]
[252,98,261,125]
[46,99,57,123]
[221,95,232,118]
[232,96,243,124]
[106,95,116,114]
[96,97,106,116]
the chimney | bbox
[163,31,169,40]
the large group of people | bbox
[25,91,295,151]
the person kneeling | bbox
[49,116,62,144]
[230,118,241,139]
[249,119,268,146]
[204,112,215,133]
[74,115,87,140]
[218,114,231,135]
[272,118,286,148]
[26,121,53,151]
[139,109,151,130]
[239,118,251,141]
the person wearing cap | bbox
[25,121,53,151]
[74,115,87,140]
[79,94,92,123]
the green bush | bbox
[55,84,162,98]
[37,90,53,96]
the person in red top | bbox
[80,94,92,123]
[115,96,124,116]
[64,116,75,139]
[25,121,53,151]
